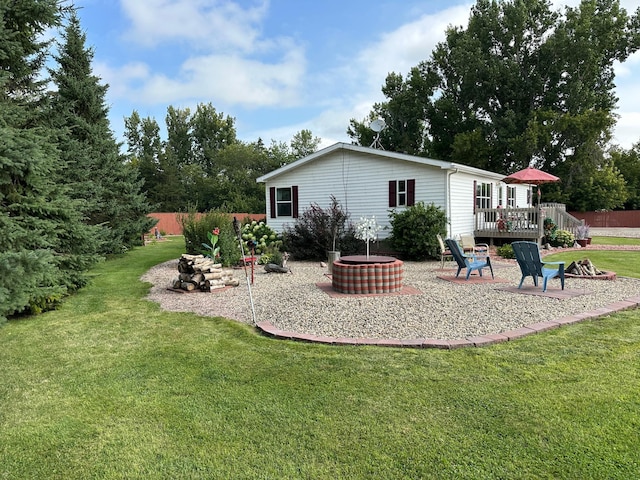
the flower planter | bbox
[576,239,588,247]
[331,256,403,294]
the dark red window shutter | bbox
[292,185,299,218]
[407,179,416,206]
[473,180,477,213]
[389,181,397,207]
[269,187,276,218]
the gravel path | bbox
[141,253,640,341]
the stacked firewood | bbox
[566,258,603,276]
[173,254,239,292]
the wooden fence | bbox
[568,211,640,228]
[148,212,266,236]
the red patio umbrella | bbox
[503,166,560,205]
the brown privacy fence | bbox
[568,211,640,228]
[148,212,266,235]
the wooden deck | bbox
[474,203,582,244]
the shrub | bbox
[282,197,357,260]
[257,244,284,266]
[178,210,242,267]
[241,220,282,255]
[497,243,515,259]
[552,229,575,248]
[388,202,447,260]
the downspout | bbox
[445,168,458,237]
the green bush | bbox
[282,196,358,260]
[178,210,242,267]
[552,229,575,248]
[388,202,447,260]
[496,243,515,259]
[241,220,282,255]
[257,244,284,266]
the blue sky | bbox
[71,0,640,151]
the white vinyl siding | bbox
[263,151,446,237]
[259,144,532,239]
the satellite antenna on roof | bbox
[369,118,386,150]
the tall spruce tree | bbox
[49,12,155,253]
[0,1,98,322]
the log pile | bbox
[566,258,603,277]
[173,254,239,292]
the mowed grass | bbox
[1,237,640,479]
[545,247,640,278]
[590,236,640,246]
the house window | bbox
[398,180,407,206]
[269,186,298,218]
[276,188,292,216]
[507,186,516,207]
[389,179,415,207]
[475,182,492,209]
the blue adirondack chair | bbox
[445,239,494,280]
[511,241,565,292]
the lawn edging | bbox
[256,295,640,349]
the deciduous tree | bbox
[349,0,640,210]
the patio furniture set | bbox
[438,234,565,292]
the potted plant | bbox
[576,223,590,247]
[543,217,557,244]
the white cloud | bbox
[612,112,640,148]
[355,5,471,90]
[133,49,306,107]
[120,0,269,52]
[102,0,306,108]
[94,61,150,99]
[294,5,472,143]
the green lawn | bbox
[591,236,640,246]
[1,237,639,479]
[544,248,640,278]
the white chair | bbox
[436,234,453,269]
[460,234,489,257]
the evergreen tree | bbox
[0,1,97,322]
[49,12,155,253]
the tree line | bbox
[123,107,319,213]
[348,0,640,211]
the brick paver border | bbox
[255,294,640,349]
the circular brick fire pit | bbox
[331,255,403,294]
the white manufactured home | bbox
[256,143,538,240]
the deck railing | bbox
[474,203,583,242]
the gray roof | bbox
[256,142,507,183]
